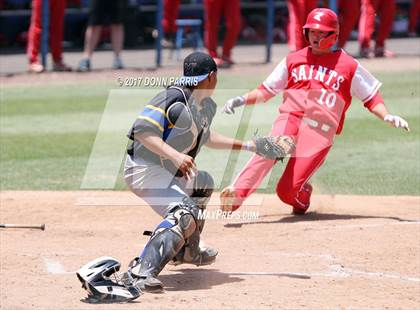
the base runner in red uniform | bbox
[220,8,409,215]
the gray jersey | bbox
[126,86,217,177]
[124,86,217,216]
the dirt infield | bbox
[1,191,419,309]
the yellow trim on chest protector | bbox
[145,105,165,114]
[137,116,164,132]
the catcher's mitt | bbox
[254,134,295,161]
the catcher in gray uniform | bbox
[123,52,294,293]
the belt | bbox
[302,117,331,133]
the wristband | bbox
[243,141,254,152]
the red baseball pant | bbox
[287,0,317,51]
[232,113,332,211]
[27,0,66,64]
[409,0,420,33]
[204,0,241,59]
[163,0,180,35]
[358,0,396,49]
[338,0,361,48]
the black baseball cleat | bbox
[170,246,218,266]
[292,206,308,215]
[121,268,164,294]
[193,247,218,266]
[136,276,164,293]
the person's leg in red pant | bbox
[220,0,241,65]
[162,0,180,46]
[303,0,318,45]
[274,115,332,215]
[287,0,306,51]
[276,146,330,215]
[305,0,318,17]
[338,0,361,49]
[374,0,396,57]
[225,114,299,211]
[204,0,223,59]
[222,113,332,215]
[163,0,180,35]
[409,0,420,35]
[27,0,43,72]
[358,0,377,57]
[287,0,317,52]
[49,0,71,71]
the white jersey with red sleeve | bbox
[261,47,382,134]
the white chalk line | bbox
[43,258,75,275]
[229,253,420,283]
[328,265,420,283]
[44,252,420,284]
[295,220,420,231]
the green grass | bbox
[1,71,419,194]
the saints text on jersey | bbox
[291,64,345,91]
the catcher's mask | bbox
[76,256,141,303]
[303,8,339,49]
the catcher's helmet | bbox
[76,256,141,303]
[303,8,339,49]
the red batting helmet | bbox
[303,8,339,49]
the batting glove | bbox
[221,96,245,114]
[384,114,410,131]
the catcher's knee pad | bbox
[157,199,199,240]
[170,207,197,239]
[192,171,214,198]
[141,198,200,247]
[133,200,200,279]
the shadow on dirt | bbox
[224,212,418,228]
[159,269,244,291]
[80,297,141,304]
